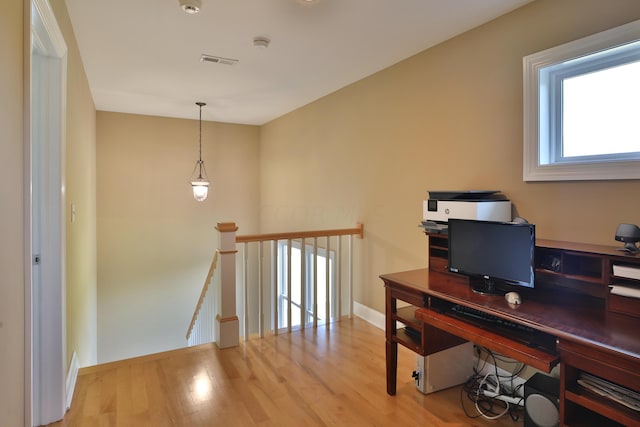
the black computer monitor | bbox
[448,219,535,295]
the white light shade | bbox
[191,180,209,202]
[179,0,201,14]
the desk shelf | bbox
[394,305,420,328]
[559,339,640,427]
[392,306,423,354]
[564,386,634,426]
[391,302,467,357]
[394,328,422,354]
[426,233,450,274]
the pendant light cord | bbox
[198,103,203,163]
[195,101,206,179]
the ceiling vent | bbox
[200,54,239,66]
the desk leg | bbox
[386,339,397,395]
[385,287,397,395]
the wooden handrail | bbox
[185,251,219,340]
[236,223,363,243]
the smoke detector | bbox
[179,0,201,14]
[253,36,270,49]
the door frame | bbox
[25,0,67,425]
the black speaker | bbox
[524,373,560,427]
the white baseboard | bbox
[353,301,414,331]
[353,301,385,330]
[65,351,79,410]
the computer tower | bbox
[414,342,474,394]
[524,373,560,427]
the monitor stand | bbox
[470,278,504,296]
[617,242,639,253]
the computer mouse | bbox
[505,292,522,305]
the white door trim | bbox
[26,0,68,425]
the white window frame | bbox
[523,19,640,181]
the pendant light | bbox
[190,102,210,202]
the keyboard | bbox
[447,304,557,352]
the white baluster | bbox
[326,236,331,327]
[348,234,353,318]
[287,238,292,332]
[243,242,249,341]
[337,236,342,321]
[300,238,306,328]
[258,241,264,338]
[313,237,318,328]
[272,240,278,335]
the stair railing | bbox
[236,224,363,339]
[185,251,218,347]
[187,223,363,347]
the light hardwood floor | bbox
[49,318,522,426]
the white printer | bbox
[421,191,511,232]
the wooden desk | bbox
[381,268,640,427]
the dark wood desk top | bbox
[380,268,640,364]
[536,238,640,259]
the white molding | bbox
[65,352,79,410]
[32,0,67,57]
[353,302,426,333]
[353,301,385,330]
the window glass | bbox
[562,61,640,158]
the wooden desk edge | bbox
[415,307,559,373]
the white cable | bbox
[475,372,510,420]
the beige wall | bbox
[0,1,96,423]
[0,1,25,425]
[96,112,259,363]
[51,0,98,369]
[260,0,640,314]
[3,0,639,422]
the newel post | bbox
[215,222,240,349]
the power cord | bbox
[459,346,525,421]
[475,372,511,420]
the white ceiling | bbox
[65,0,532,125]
